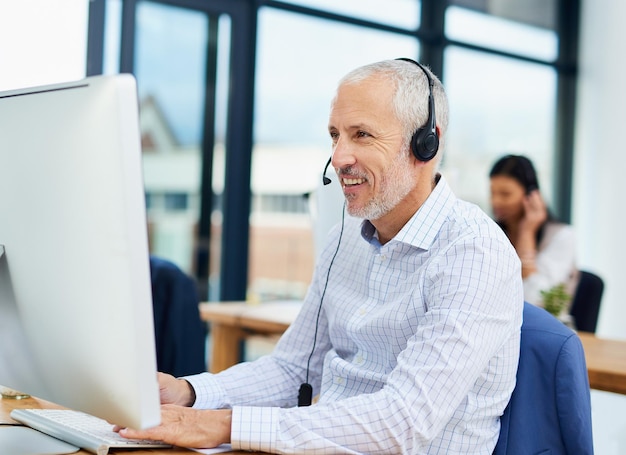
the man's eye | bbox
[356,131,370,138]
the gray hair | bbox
[336,59,449,159]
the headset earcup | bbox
[411,128,439,162]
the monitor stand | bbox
[0,243,41,397]
[0,246,78,453]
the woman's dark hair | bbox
[489,154,539,194]
[489,154,557,245]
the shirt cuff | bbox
[182,372,228,410]
[231,406,279,452]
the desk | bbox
[200,302,626,395]
[578,332,626,395]
[0,395,250,454]
[199,301,301,373]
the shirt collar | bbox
[360,174,457,250]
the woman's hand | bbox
[520,190,548,233]
[117,405,232,448]
[516,190,547,277]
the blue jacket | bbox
[494,302,594,454]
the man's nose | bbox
[331,137,356,170]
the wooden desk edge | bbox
[578,331,626,395]
[199,302,294,334]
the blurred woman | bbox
[489,154,578,308]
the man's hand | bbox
[158,372,196,406]
[117,405,232,448]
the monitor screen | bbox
[0,74,161,430]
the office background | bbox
[1,1,626,452]
[2,0,623,338]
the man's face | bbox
[327,76,416,221]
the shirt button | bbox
[355,355,364,365]
[335,377,344,385]
[359,308,366,315]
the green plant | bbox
[540,283,571,317]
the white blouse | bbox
[523,221,578,307]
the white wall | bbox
[0,1,88,91]
[573,0,626,339]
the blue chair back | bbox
[494,302,593,454]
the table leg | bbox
[209,323,244,373]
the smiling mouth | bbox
[342,177,365,186]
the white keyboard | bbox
[10,408,171,455]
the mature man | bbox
[121,59,523,453]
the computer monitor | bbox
[0,74,161,430]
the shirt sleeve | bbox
[183,231,341,410]
[185,297,332,410]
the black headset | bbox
[396,58,439,162]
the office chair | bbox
[149,255,207,377]
[569,270,604,333]
[494,302,593,454]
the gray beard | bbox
[346,151,415,221]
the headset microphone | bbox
[322,156,332,185]
[298,383,313,407]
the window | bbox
[164,193,189,211]
[441,46,557,212]
[278,0,420,29]
[133,1,209,270]
[249,7,419,300]
[446,3,558,61]
[89,0,578,302]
